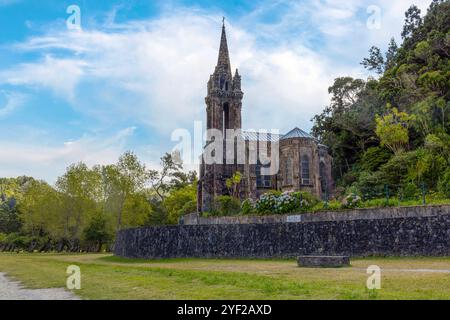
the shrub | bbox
[341,193,362,208]
[401,182,420,200]
[254,193,278,214]
[291,191,319,210]
[253,191,319,214]
[378,151,417,186]
[0,232,6,244]
[362,198,398,208]
[311,199,341,212]
[327,200,342,210]
[437,169,450,198]
[241,199,255,215]
[360,146,392,171]
[273,192,299,214]
[211,195,241,216]
[354,171,384,199]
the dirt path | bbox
[0,272,80,300]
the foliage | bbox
[225,171,242,198]
[312,0,449,192]
[437,169,450,198]
[83,215,113,252]
[241,199,255,215]
[164,180,197,224]
[0,151,198,252]
[375,106,415,154]
[253,191,318,215]
[0,194,21,234]
[211,195,241,216]
[341,194,362,209]
[401,182,420,200]
[359,146,392,172]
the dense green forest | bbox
[0,1,449,252]
[312,0,449,197]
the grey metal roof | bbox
[281,127,316,140]
[241,130,281,142]
[240,127,318,142]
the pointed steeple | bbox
[216,19,231,75]
[233,68,241,91]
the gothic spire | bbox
[216,18,231,75]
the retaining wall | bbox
[114,205,450,258]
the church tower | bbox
[198,21,244,212]
[205,21,243,133]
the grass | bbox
[0,253,450,300]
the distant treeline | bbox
[0,152,197,252]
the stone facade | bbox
[198,23,333,212]
[114,205,450,259]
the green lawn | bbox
[0,253,449,299]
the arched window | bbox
[285,158,293,185]
[301,155,310,185]
[223,103,229,135]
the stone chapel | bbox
[198,22,333,212]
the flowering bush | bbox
[341,193,362,208]
[254,193,278,214]
[253,191,319,214]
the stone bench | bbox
[297,255,350,268]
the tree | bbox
[19,180,60,238]
[55,162,102,249]
[385,38,398,69]
[401,5,423,40]
[103,152,150,231]
[361,46,385,74]
[312,77,384,180]
[0,194,21,234]
[163,180,197,224]
[83,215,113,252]
[148,153,183,201]
[375,106,415,155]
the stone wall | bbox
[115,205,450,259]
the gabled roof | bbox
[281,127,316,140]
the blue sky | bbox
[0,0,432,182]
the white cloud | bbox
[0,91,26,117]
[1,11,343,135]
[0,56,86,100]
[0,127,137,182]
